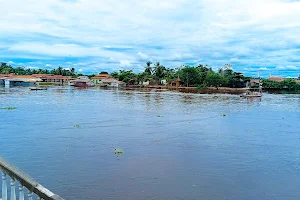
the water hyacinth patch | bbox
[114,148,124,155]
[1,107,17,110]
[73,124,81,128]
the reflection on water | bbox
[1,87,300,200]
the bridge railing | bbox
[0,157,64,200]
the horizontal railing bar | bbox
[0,157,64,200]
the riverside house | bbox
[168,78,183,88]
[91,74,111,84]
[0,74,42,87]
[100,78,126,87]
[31,74,73,85]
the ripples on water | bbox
[1,87,300,200]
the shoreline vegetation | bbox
[1,62,300,94]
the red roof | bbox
[268,76,284,82]
[92,74,111,79]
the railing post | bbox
[0,157,64,200]
[28,191,33,200]
[18,184,24,200]
[10,178,16,200]
[2,172,8,200]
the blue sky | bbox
[0,0,300,77]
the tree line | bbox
[262,79,300,90]
[0,62,76,76]
[4,61,299,90]
[111,62,250,88]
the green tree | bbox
[118,70,136,83]
[281,78,297,90]
[1,67,9,74]
[179,66,201,86]
[111,72,119,79]
[205,72,227,89]
[99,71,108,74]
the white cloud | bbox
[258,67,270,71]
[119,60,132,67]
[0,0,300,76]
[137,52,149,60]
[276,66,299,70]
[229,58,240,63]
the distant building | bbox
[161,79,167,85]
[100,78,125,87]
[31,74,72,85]
[248,78,261,88]
[73,76,94,87]
[0,75,42,87]
[91,74,111,84]
[168,78,183,87]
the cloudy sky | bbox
[1,0,300,77]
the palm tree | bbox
[37,68,43,74]
[153,62,166,82]
[57,66,63,75]
[144,61,152,75]
[70,68,75,75]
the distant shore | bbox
[124,85,249,94]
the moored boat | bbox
[73,76,95,87]
[240,92,262,98]
[29,87,47,91]
[240,80,263,98]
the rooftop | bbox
[268,76,285,82]
[91,74,111,79]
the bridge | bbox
[0,157,64,200]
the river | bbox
[1,87,300,200]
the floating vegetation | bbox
[73,124,81,128]
[114,148,124,156]
[221,114,227,117]
[1,107,17,110]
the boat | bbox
[240,91,262,98]
[240,82,263,98]
[68,80,75,86]
[29,87,47,91]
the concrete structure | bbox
[161,79,167,85]
[0,157,64,200]
[139,80,150,86]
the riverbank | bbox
[125,85,249,94]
